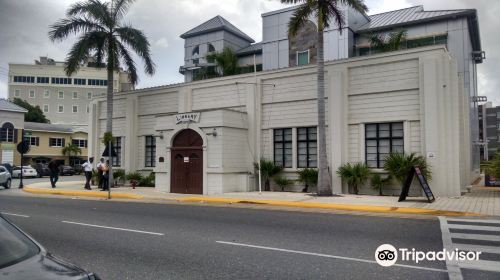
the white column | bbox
[329,69,346,194]
[124,96,137,172]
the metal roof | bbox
[358,6,475,32]
[0,99,28,113]
[236,42,262,56]
[180,15,255,43]
[24,122,74,133]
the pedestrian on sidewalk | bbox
[96,158,105,189]
[48,160,60,188]
[82,157,94,190]
[101,160,109,191]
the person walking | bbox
[82,157,94,190]
[101,160,110,191]
[48,160,60,188]
[96,158,105,189]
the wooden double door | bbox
[171,129,203,194]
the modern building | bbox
[478,102,498,160]
[8,56,133,130]
[0,99,27,166]
[22,122,88,166]
[180,5,484,176]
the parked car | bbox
[12,166,38,178]
[0,163,13,175]
[59,165,75,176]
[0,165,12,189]
[0,214,100,280]
[34,163,51,178]
[73,164,83,175]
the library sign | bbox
[175,112,200,124]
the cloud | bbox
[155,37,169,48]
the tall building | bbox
[478,102,498,160]
[8,57,133,130]
[179,5,484,180]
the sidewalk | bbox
[22,181,500,217]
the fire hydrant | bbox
[131,180,137,189]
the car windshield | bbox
[0,217,40,269]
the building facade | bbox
[8,57,132,130]
[478,102,498,160]
[0,99,27,166]
[90,46,474,197]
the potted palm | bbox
[371,174,392,196]
[383,153,432,189]
[336,163,371,195]
[254,159,283,191]
[274,176,293,192]
[297,168,318,192]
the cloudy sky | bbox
[0,0,498,103]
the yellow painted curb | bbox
[176,197,481,217]
[23,187,143,200]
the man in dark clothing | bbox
[82,157,94,190]
[97,158,105,189]
[48,160,60,188]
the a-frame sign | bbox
[398,166,435,203]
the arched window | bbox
[207,43,215,53]
[192,45,200,56]
[0,122,15,142]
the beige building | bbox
[89,46,476,197]
[23,122,88,166]
[8,57,132,130]
[0,99,27,166]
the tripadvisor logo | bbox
[375,244,481,267]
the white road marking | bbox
[61,221,164,236]
[216,241,447,273]
[438,216,463,280]
[453,243,500,255]
[450,233,500,242]
[457,260,500,273]
[448,223,500,232]
[447,218,500,225]
[1,212,30,218]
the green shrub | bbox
[371,174,392,196]
[113,169,126,181]
[139,172,155,187]
[297,168,318,192]
[273,176,293,192]
[482,152,500,178]
[254,158,283,191]
[383,153,432,187]
[336,162,371,195]
[126,172,143,182]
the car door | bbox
[0,166,6,183]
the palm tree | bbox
[282,0,368,196]
[254,159,283,191]
[383,153,432,188]
[205,47,239,77]
[62,143,82,165]
[336,162,371,194]
[49,0,155,186]
[369,29,407,53]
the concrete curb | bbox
[175,197,481,217]
[23,187,143,200]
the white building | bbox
[89,46,474,197]
[8,57,132,130]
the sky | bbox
[0,0,498,104]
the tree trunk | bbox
[106,43,114,188]
[316,21,332,196]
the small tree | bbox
[371,174,392,196]
[297,168,318,192]
[481,152,500,179]
[11,98,50,123]
[274,176,293,192]
[206,47,239,77]
[255,159,283,191]
[62,143,82,164]
[336,162,371,195]
[383,153,432,188]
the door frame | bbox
[166,126,208,194]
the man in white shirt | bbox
[82,157,94,190]
[96,158,105,189]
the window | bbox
[13,76,35,83]
[192,45,199,56]
[43,90,50,98]
[0,123,14,142]
[365,122,404,168]
[273,128,292,168]
[87,79,107,86]
[192,58,199,65]
[496,112,500,118]
[49,138,64,147]
[58,105,64,113]
[297,50,310,66]
[51,77,72,84]
[145,136,156,167]
[208,43,215,53]
[43,104,49,113]
[28,137,39,146]
[58,91,64,99]
[72,105,78,113]
[297,127,317,168]
[73,78,86,85]
[72,92,78,99]
[29,90,35,98]
[37,77,49,83]
[72,139,87,148]
[14,89,20,97]
[112,137,122,166]
[87,92,92,100]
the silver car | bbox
[12,166,38,178]
[0,165,12,189]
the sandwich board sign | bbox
[398,166,435,203]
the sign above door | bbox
[175,112,200,124]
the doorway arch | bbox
[170,129,203,194]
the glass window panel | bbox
[367,160,378,168]
[284,129,292,141]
